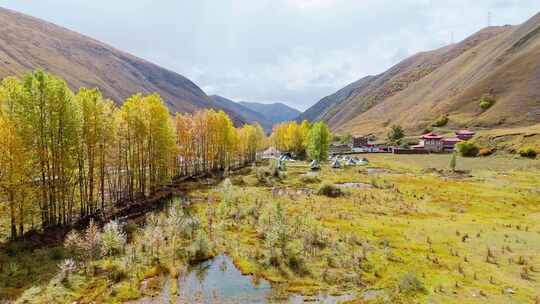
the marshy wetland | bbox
[1,153,540,303]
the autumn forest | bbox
[0,70,265,240]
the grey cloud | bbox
[1,0,539,111]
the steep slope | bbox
[210,95,273,131]
[238,101,301,125]
[303,15,540,135]
[336,12,540,135]
[0,7,236,118]
[296,76,374,122]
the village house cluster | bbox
[411,130,475,152]
[328,130,476,155]
[262,130,476,159]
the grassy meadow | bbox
[196,153,540,303]
[0,153,539,303]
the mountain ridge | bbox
[0,6,243,123]
[301,13,540,136]
[238,101,301,126]
[210,95,274,131]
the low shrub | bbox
[256,160,285,185]
[449,152,457,172]
[269,159,284,175]
[478,147,496,157]
[188,231,214,262]
[370,176,394,189]
[479,96,495,110]
[398,272,426,294]
[456,141,479,157]
[101,221,127,257]
[300,174,320,184]
[256,167,272,184]
[48,247,65,261]
[518,147,537,158]
[432,115,449,127]
[57,259,77,284]
[422,127,433,134]
[317,182,343,197]
[107,265,127,283]
[5,241,31,257]
[285,240,310,275]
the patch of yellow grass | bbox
[199,154,540,303]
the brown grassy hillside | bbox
[304,12,540,137]
[0,7,236,118]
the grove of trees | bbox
[0,71,265,239]
[270,120,311,158]
[269,120,331,162]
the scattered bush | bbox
[317,182,343,197]
[64,220,102,261]
[107,266,127,283]
[398,272,426,294]
[296,214,330,250]
[478,147,496,157]
[422,127,433,134]
[256,160,285,185]
[370,176,394,189]
[338,134,352,145]
[84,220,103,259]
[5,241,31,257]
[285,240,310,275]
[101,221,127,257]
[64,230,83,255]
[221,178,235,203]
[456,141,479,157]
[518,147,537,158]
[48,247,65,261]
[399,142,411,149]
[188,231,213,262]
[387,125,405,144]
[57,259,77,284]
[479,96,495,110]
[449,152,457,172]
[432,115,449,127]
[300,174,320,184]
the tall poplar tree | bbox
[307,122,331,162]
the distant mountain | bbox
[302,12,540,135]
[238,101,301,125]
[0,7,243,123]
[210,95,273,131]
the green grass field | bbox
[193,154,540,303]
[1,153,539,303]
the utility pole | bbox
[451,31,454,44]
[488,11,492,27]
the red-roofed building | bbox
[419,132,444,152]
[456,130,476,141]
[410,130,475,153]
[442,137,461,152]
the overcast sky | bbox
[2,1,539,110]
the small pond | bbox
[367,168,389,174]
[335,182,373,189]
[135,254,355,303]
[179,254,272,303]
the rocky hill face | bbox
[302,12,540,136]
[0,7,237,118]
